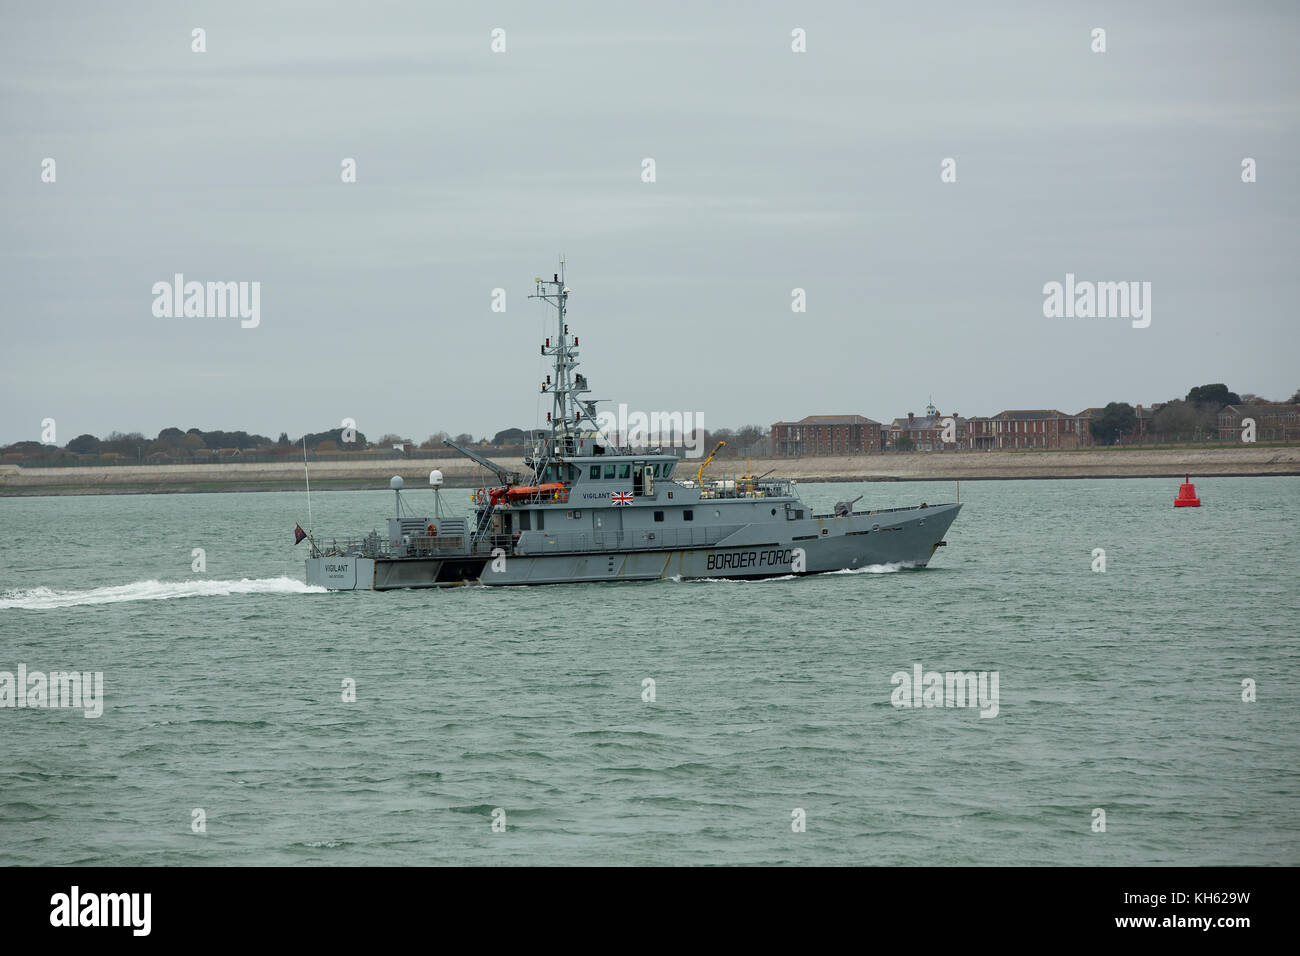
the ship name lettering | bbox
[706,549,793,571]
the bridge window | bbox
[683,510,693,521]
[590,465,600,479]
[618,464,630,479]
[603,464,615,479]
[654,511,664,522]
[663,461,675,477]
[519,512,531,530]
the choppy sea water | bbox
[1,477,1296,865]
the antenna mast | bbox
[529,257,594,464]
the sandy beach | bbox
[2,445,1296,496]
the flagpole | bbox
[303,436,313,535]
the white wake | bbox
[670,562,910,584]
[0,577,325,610]
[826,562,912,574]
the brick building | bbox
[964,416,994,449]
[1078,404,1163,444]
[1217,404,1300,441]
[968,410,1092,449]
[885,408,965,450]
[770,415,882,456]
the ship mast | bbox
[529,259,598,468]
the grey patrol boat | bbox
[304,267,960,589]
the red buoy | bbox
[1174,475,1201,508]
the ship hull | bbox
[306,503,960,590]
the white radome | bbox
[429,470,444,487]
[390,476,404,490]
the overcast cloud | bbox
[2,0,1296,445]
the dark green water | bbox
[1,477,1296,865]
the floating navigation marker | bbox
[1174,475,1201,508]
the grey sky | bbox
[2,1,1297,446]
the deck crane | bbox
[696,440,726,486]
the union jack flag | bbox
[612,492,634,505]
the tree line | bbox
[4,387,1293,462]
[1089,384,1299,445]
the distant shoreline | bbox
[2,445,1296,497]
